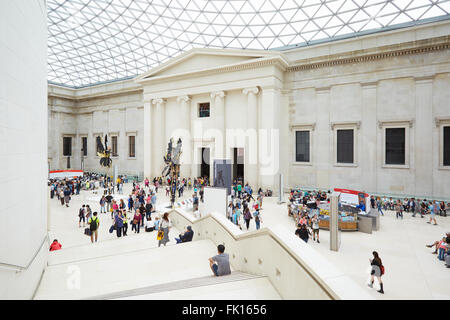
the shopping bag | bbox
[157,230,164,240]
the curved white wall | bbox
[0,0,48,299]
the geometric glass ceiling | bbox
[48,0,450,88]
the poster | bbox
[213,159,232,195]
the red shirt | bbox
[49,242,62,251]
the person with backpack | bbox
[88,212,100,243]
[114,211,123,238]
[368,251,384,294]
[78,205,86,228]
[243,207,252,230]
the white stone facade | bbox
[48,19,450,199]
[48,81,144,176]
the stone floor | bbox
[44,183,450,300]
[231,194,450,300]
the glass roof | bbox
[48,0,450,88]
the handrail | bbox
[0,234,49,272]
[168,209,340,300]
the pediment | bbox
[136,48,280,81]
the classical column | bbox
[211,91,226,159]
[258,87,281,191]
[177,95,191,178]
[152,98,166,178]
[143,101,152,179]
[243,87,259,188]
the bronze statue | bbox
[96,135,112,168]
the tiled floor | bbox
[238,195,450,300]
[43,183,450,299]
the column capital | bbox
[151,98,166,105]
[243,87,259,95]
[176,95,191,103]
[210,91,226,99]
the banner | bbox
[49,170,83,179]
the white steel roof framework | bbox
[47,0,450,88]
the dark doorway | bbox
[232,148,244,184]
[200,147,210,179]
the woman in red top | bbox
[132,211,141,233]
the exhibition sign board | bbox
[49,170,83,179]
[334,188,369,213]
[213,159,232,195]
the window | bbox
[337,129,354,163]
[63,137,72,156]
[444,126,450,166]
[129,136,135,158]
[385,128,405,165]
[82,137,87,156]
[295,131,310,162]
[111,136,118,156]
[198,102,210,118]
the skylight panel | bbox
[47,0,450,87]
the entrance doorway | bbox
[232,148,244,184]
[200,147,210,180]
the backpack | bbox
[90,217,98,231]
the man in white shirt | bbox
[145,217,155,232]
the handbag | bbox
[157,229,164,240]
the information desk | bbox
[318,218,358,231]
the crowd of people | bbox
[73,175,208,245]
[225,181,265,231]
[50,173,450,296]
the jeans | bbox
[122,223,128,236]
[132,222,140,233]
[438,248,446,261]
[255,220,260,230]
[377,206,384,216]
[396,211,403,219]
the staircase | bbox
[34,238,281,300]
[89,272,279,300]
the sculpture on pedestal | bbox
[162,138,182,208]
[96,135,112,168]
